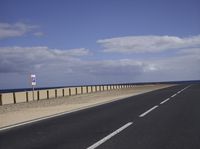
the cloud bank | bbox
[0,46,90,73]
[0,34,199,89]
[98,35,200,53]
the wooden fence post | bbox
[13,92,16,104]
[55,89,57,98]
[26,92,29,102]
[95,86,97,92]
[47,90,49,99]
[62,89,65,97]
[90,86,92,92]
[37,91,40,100]
[86,86,88,93]
[0,94,2,106]
[69,88,71,96]
[81,86,83,94]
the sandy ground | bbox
[0,85,173,128]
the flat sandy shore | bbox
[0,84,173,128]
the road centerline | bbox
[87,122,133,149]
[177,91,181,94]
[160,98,171,104]
[139,105,159,117]
[171,94,177,98]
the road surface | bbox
[0,84,199,149]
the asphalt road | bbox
[0,84,199,149]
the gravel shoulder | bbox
[0,84,173,128]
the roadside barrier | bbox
[0,84,134,106]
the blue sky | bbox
[0,0,200,89]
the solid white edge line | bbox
[87,122,133,149]
[139,105,158,117]
[160,98,170,104]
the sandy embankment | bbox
[0,84,173,128]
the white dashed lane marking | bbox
[139,105,159,117]
[87,122,133,149]
[160,98,171,104]
[88,85,192,148]
[171,94,177,98]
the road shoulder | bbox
[0,85,173,128]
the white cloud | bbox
[62,48,90,57]
[0,46,199,88]
[145,54,200,81]
[0,22,42,39]
[97,35,200,53]
[0,35,200,89]
[0,45,157,88]
[178,47,200,56]
[82,59,145,76]
[0,46,90,73]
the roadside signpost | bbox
[31,74,36,100]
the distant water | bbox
[0,80,199,93]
